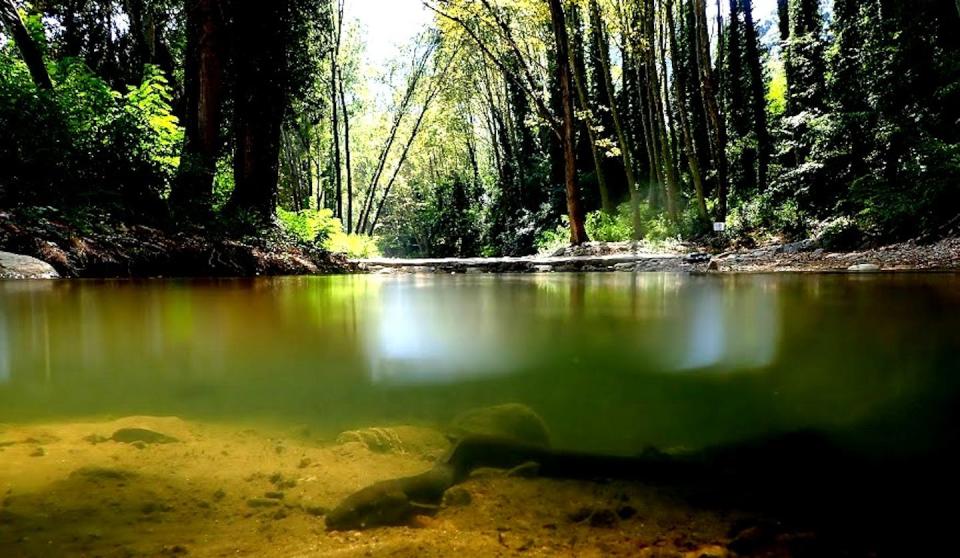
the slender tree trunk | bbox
[668,0,709,220]
[549,0,588,245]
[340,78,354,233]
[652,9,680,222]
[0,0,53,90]
[777,0,790,40]
[570,4,612,213]
[368,48,460,234]
[356,44,433,233]
[330,49,343,220]
[330,0,344,220]
[694,0,729,222]
[593,0,641,220]
[172,0,225,216]
[742,0,770,192]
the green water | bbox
[2,273,958,456]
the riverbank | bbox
[0,210,354,278]
[4,206,957,278]
[360,237,960,274]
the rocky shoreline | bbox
[360,237,960,275]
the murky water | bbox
[2,273,958,455]
[2,272,960,556]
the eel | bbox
[325,435,690,531]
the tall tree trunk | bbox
[340,78,354,233]
[742,0,770,192]
[172,0,225,216]
[668,0,709,220]
[777,0,790,41]
[593,0,640,219]
[356,43,433,233]
[549,0,588,245]
[652,7,680,222]
[694,0,729,222]
[227,1,290,224]
[331,57,343,219]
[330,0,344,220]
[0,0,53,90]
[571,3,612,214]
[368,47,460,234]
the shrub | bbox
[276,207,381,258]
[0,55,179,217]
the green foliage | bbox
[276,207,381,258]
[327,232,381,259]
[380,176,484,258]
[0,54,179,216]
[585,207,633,242]
[123,67,183,173]
[537,202,712,252]
[276,208,341,245]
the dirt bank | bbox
[0,210,354,278]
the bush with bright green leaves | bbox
[276,207,381,258]
[0,47,181,216]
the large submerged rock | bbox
[449,403,551,447]
[0,252,59,279]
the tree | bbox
[0,0,53,90]
[226,1,294,223]
[425,0,589,246]
[693,0,729,221]
[741,0,769,192]
[172,0,225,215]
[549,0,588,245]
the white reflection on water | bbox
[365,277,521,385]
[671,279,780,372]
[364,274,782,385]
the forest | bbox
[1,0,959,260]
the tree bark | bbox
[570,3,612,213]
[668,0,709,220]
[777,0,790,41]
[172,0,226,215]
[549,0,588,246]
[356,42,433,233]
[0,0,53,90]
[742,0,770,192]
[330,0,344,220]
[693,0,729,222]
[227,1,290,224]
[340,77,354,233]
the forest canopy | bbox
[1,0,958,258]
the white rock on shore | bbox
[0,252,60,279]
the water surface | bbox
[2,273,957,456]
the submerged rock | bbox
[246,498,280,508]
[335,425,449,456]
[0,252,59,279]
[110,428,179,445]
[71,467,137,482]
[448,403,551,447]
[442,487,472,508]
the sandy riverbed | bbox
[0,415,805,557]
